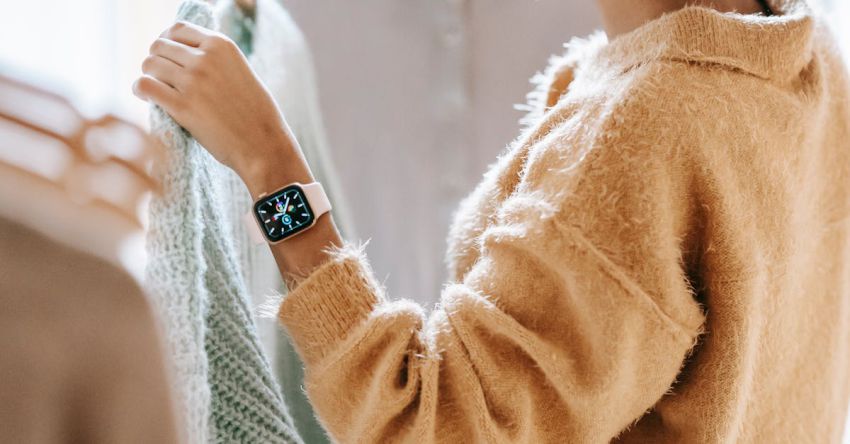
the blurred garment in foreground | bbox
[0,74,179,443]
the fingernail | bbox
[131,80,143,98]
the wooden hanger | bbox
[0,76,161,187]
[0,74,163,278]
[0,75,162,225]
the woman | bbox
[134,0,850,442]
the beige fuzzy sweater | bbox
[278,1,850,442]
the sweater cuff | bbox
[278,244,383,365]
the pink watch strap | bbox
[244,182,332,244]
[302,182,331,218]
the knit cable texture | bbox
[145,1,302,443]
[215,1,354,442]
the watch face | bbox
[253,184,315,242]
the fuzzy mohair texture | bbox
[277,1,850,443]
[145,1,301,443]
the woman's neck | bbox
[595,0,769,39]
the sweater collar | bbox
[591,0,815,82]
[519,0,815,127]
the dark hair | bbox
[756,0,774,16]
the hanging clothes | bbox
[0,73,179,444]
[145,1,302,443]
[216,1,355,443]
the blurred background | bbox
[0,0,604,307]
[1,0,848,441]
[1,0,848,305]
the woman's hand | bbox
[133,21,295,180]
[134,21,342,277]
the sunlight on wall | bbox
[824,0,850,56]
[0,0,181,125]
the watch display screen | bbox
[253,184,315,242]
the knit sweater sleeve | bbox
[278,110,707,442]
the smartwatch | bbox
[245,182,332,244]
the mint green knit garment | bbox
[216,3,344,442]
[146,2,302,443]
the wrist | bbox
[235,130,314,199]
[241,139,341,279]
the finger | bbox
[160,20,212,47]
[149,37,200,67]
[133,75,180,114]
[141,55,185,91]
